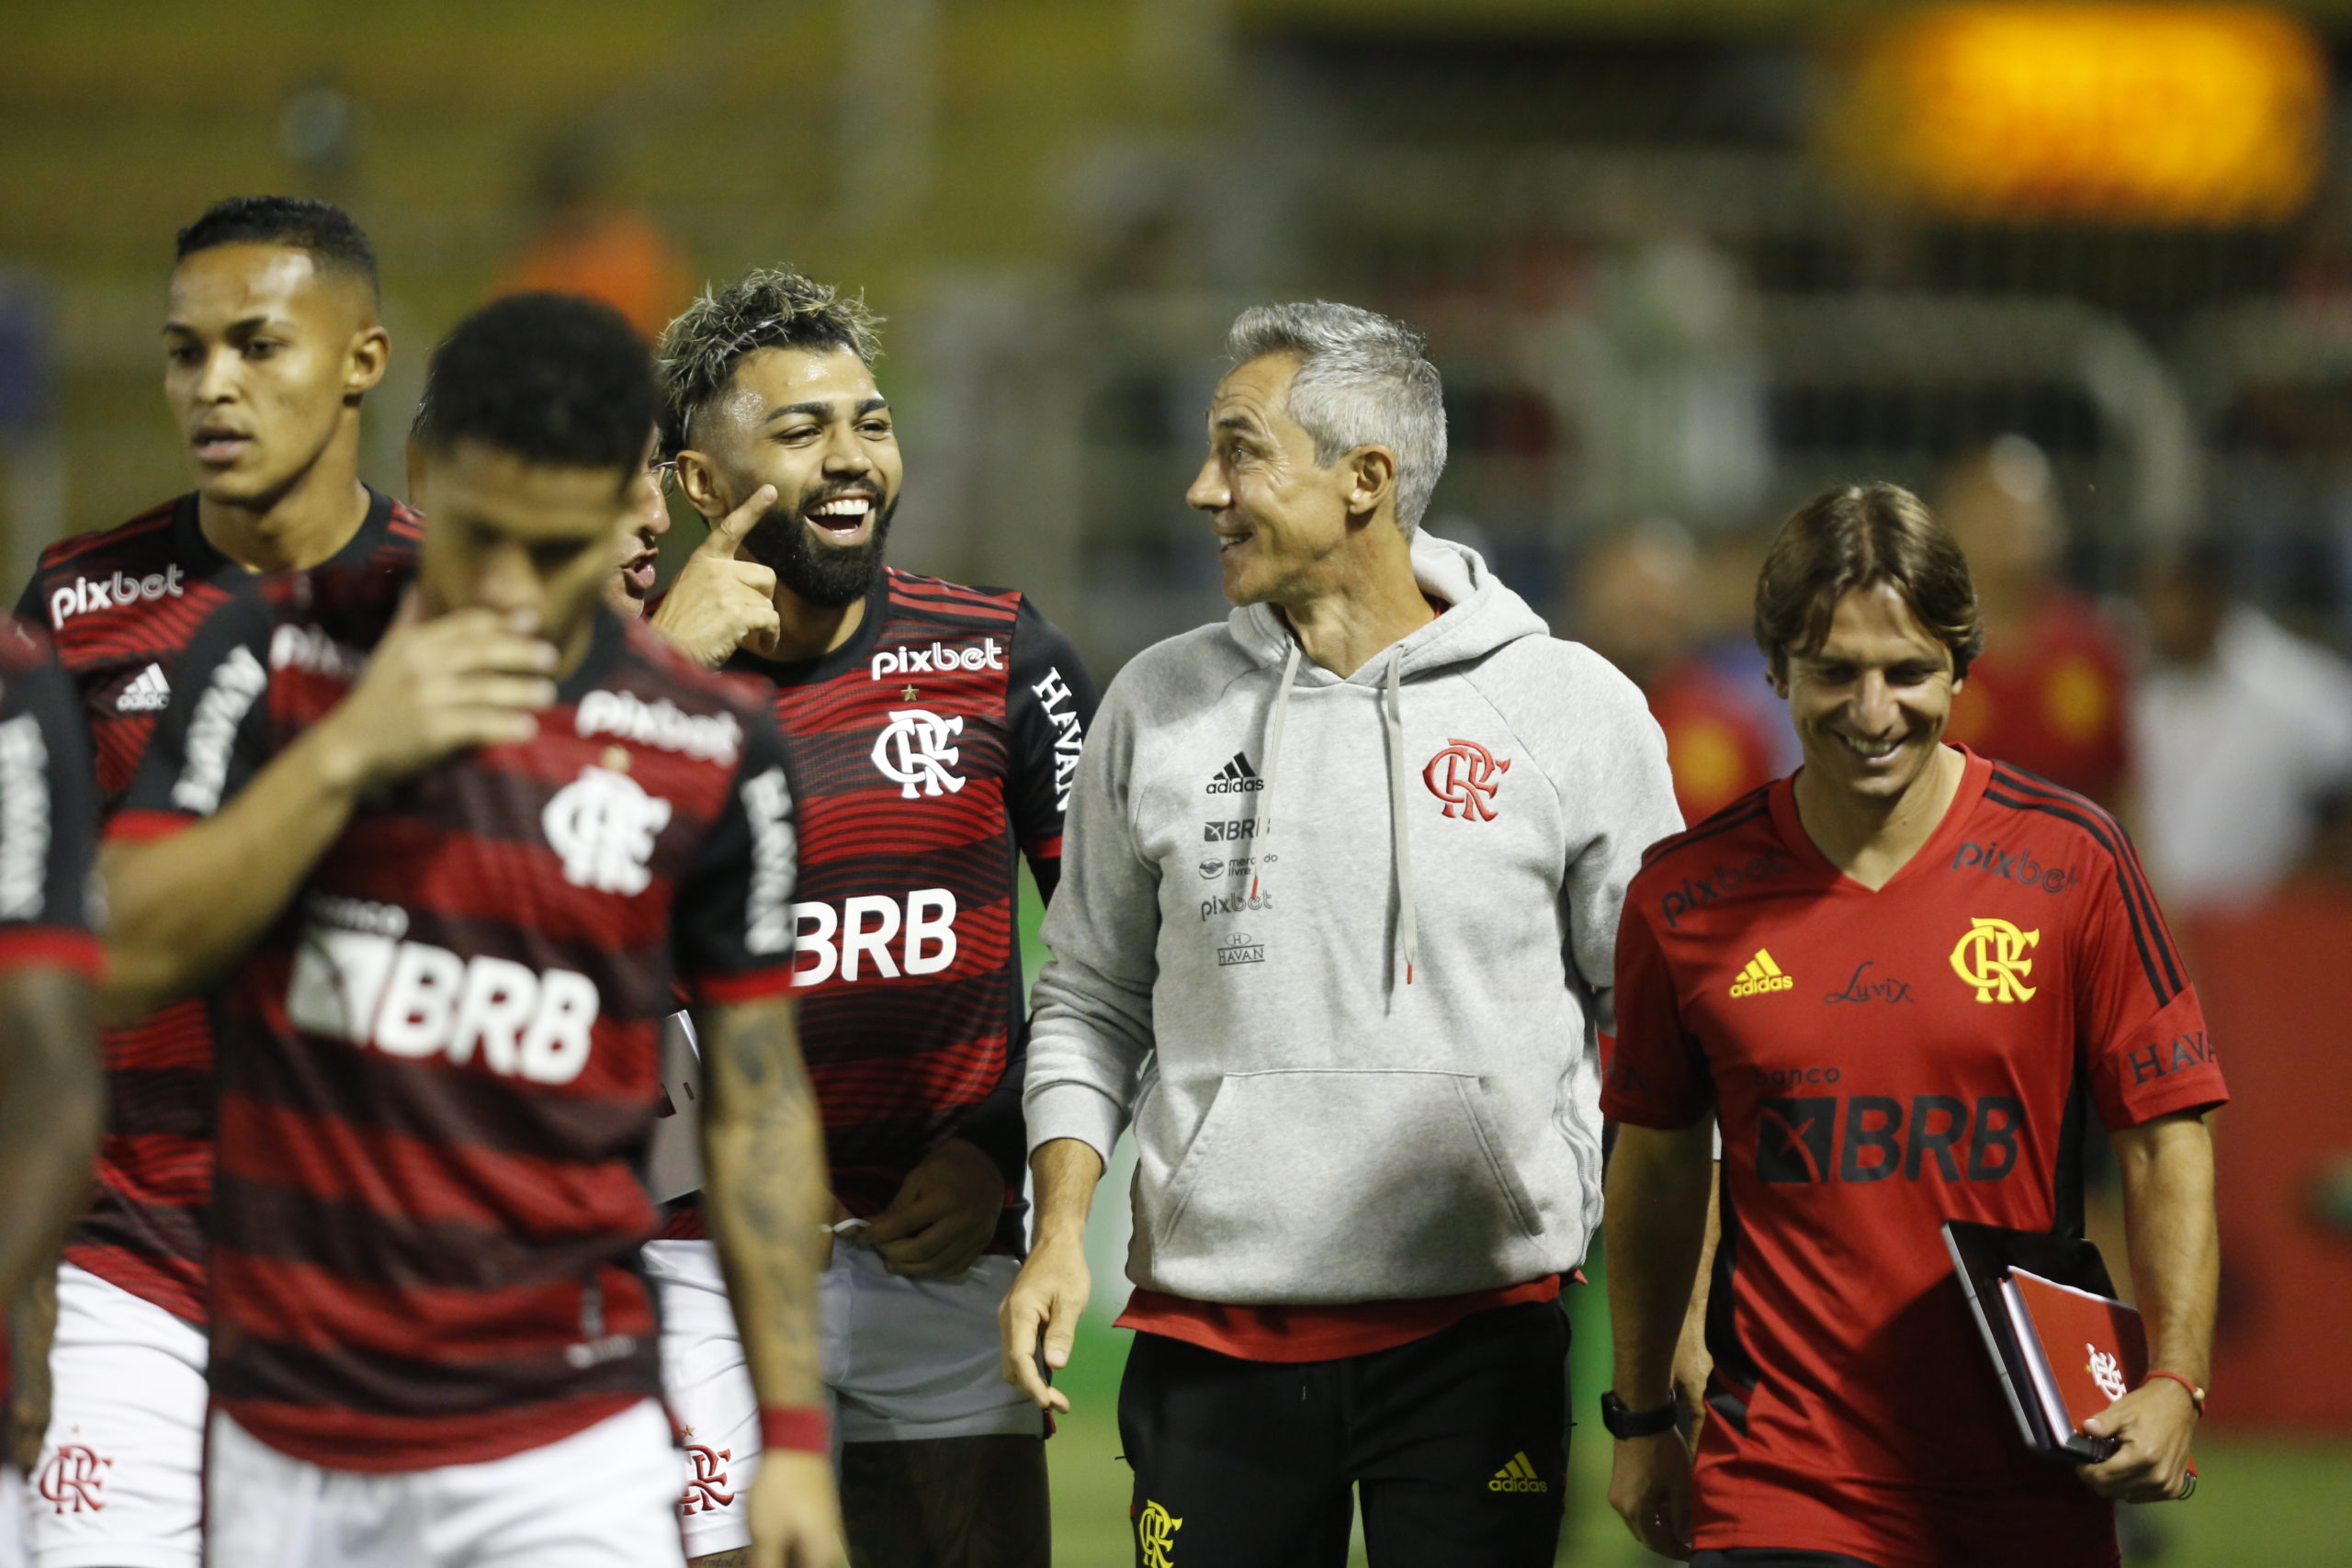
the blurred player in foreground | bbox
[99,293,840,1567]
[12,195,417,1568]
[1006,302,1679,1567]
[0,626,106,1568]
[644,266,1094,1568]
[1604,483,2222,1566]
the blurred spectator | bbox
[1535,233,1771,533]
[1572,518,1786,824]
[1939,436,2132,804]
[497,127,692,343]
[2132,538,2352,910]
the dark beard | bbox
[740,491,895,608]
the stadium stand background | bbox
[6,2,2351,1560]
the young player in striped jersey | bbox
[9,196,418,1568]
[639,268,1095,1567]
[101,294,841,1568]
[0,624,105,1568]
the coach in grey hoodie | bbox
[999,302,1679,1568]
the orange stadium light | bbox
[1826,3,2328,226]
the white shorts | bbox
[646,1236,1039,1559]
[28,1263,206,1568]
[1,1465,26,1568]
[207,1399,686,1568]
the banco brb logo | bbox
[872,709,967,799]
[1423,739,1509,821]
[1951,917,2039,1003]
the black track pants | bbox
[1115,1300,1569,1568]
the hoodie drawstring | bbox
[1382,647,1419,987]
[1253,636,1419,992]
[1249,638,1303,900]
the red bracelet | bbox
[759,1404,831,1453]
[2142,1371,2206,1414]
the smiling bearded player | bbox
[1602,483,2223,1568]
[637,266,1096,1568]
[10,196,418,1568]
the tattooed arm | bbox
[694,993,843,1568]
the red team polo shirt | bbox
[113,564,798,1470]
[1604,750,2226,1568]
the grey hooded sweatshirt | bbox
[1023,533,1682,1305]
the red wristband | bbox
[2142,1371,2206,1414]
[759,1404,831,1453]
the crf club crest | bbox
[870,708,967,800]
[1423,739,1510,821]
[677,1442,737,1515]
[38,1443,112,1514]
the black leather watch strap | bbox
[1600,1389,1679,1439]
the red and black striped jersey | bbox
[16,489,421,1324]
[0,617,107,1438]
[0,617,104,976]
[112,566,799,1472]
[666,568,1094,1244]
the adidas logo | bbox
[116,662,171,714]
[1487,1452,1550,1494]
[1729,948,1793,998]
[1205,751,1263,795]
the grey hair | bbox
[1226,301,1448,534]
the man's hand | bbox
[865,1139,1002,1279]
[650,485,783,667]
[743,1449,846,1568]
[998,1230,1089,1414]
[1609,1429,1695,1561]
[313,597,557,792]
[2080,1380,2199,1503]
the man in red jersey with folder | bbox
[10,196,420,1568]
[1602,483,2222,1567]
[101,294,840,1567]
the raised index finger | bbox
[697,484,776,561]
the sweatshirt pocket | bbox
[1147,1069,1546,1303]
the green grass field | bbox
[1039,1305,2352,1567]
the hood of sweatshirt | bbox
[1224,529,1550,678]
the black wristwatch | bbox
[1600,1390,1679,1439]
